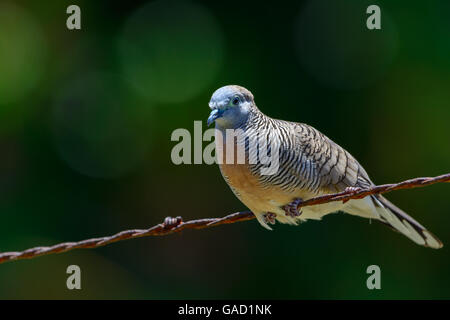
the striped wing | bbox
[285,121,372,193]
[285,122,442,248]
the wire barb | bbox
[0,173,448,265]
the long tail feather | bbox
[372,195,443,249]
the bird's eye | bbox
[232,96,240,106]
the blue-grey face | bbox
[207,85,254,128]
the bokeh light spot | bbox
[117,0,224,103]
[53,72,150,179]
[0,2,46,106]
[295,0,398,90]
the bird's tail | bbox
[371,195,443,249]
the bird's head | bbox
[207,85,255,128]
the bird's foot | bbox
[343,186,362,203]
[163,216,183,230]
[263,212,277,225]
[344,186,362,193]
[283,198,303,218]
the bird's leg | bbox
[263,212,277,225]
[283,198,303,218]
[342,186,362,203]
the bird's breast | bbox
[216,129,314,214]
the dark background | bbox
[0,0,449,299]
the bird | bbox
[207,85,443,249]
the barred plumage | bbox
[208,85,442,249]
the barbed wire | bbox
[0,173,449,264]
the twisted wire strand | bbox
[0,173,448,264]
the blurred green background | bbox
[0,0,449,299]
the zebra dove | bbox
[207,85,442,249]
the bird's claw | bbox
[283,198,303,218]
[263,212,277,225]
[344,186,362,193]
[342,187,362,203]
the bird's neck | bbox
[216,108,265,133]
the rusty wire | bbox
[0,173,449,265]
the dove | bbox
[207,85,442,249]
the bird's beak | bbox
[207,108,222,126]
